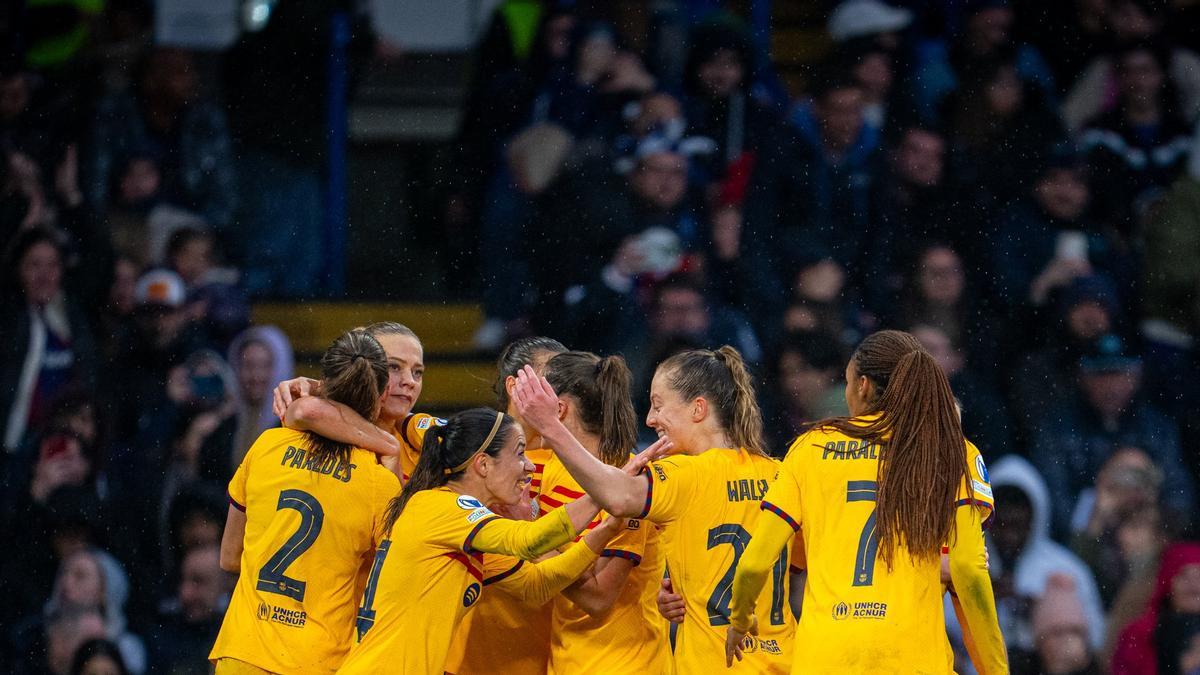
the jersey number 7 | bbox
[847,480,879,587]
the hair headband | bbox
[444,411,505,476]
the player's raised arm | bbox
[513,365,670,517]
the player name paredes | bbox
[821,440,881,461]
[832,601,888,620]
[257,601,308,628]
[280,445,356,483]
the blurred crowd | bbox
[2,0,1200,673]
[451,0,1200,673]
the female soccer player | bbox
[338,408,653,675]
[272,322,438,482]
[725,330,1007,674]
[512,346,796,674]
[536,350,667,674]
[445,336,567,675]
[210,329,400,674]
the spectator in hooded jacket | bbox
[945,455,1106,660]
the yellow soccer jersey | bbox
[392,412,445,483]
[538,453,668,675]
[641,448,794,675]
[760,424,994,674]
[338,488,501,675]
[209,428,400,674]
[445,448,555,675]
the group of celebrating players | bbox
[204,321,1009,674]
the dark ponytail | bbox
[815,329,968,567]
[384,408,518,531]
[305,330,389,467]
[544,351,637,466]
[494,337,568,409]
[658,345,768,457]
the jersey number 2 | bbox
[847,480,879,587]
[256,489,324,602]
[706,524,788,626]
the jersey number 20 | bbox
[256,489,324,602]
[706,524,788,626]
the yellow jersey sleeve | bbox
[228,450,250,511]
[469,505,578,560]
[600,518,647,565]
[958,441,995,525]
[482,544,600,606]
[638,456,702,523]
[394,413,446,482]
[759,433,810,533]
[422,492,504,553]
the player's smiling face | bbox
[646,368,695,452]
[484,426,534,507]
[377,334,424,422]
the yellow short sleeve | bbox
[639,456,701,524]
[227,431,274,510]
[599,518,648,565]
[957,441,995,525]
[424,492,502,552]
[760,435,810,533]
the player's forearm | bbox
[494,541,600,605]
[730,514,794,632]
[538,420,646,517]
[562,556,631,616]
[284,398,400,456]
[949,507,1008,675]
[474,505,581,560]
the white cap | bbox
[828,0,913,43]
[135,269,186,308]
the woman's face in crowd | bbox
[699,48,744,98]
[647,368,697,452]
[1171,563,1200,614]
[61,552,104,608]
[1119,50,1164,103]
[482,426,533,507]
[985,67,1023,116]
[918,247,964,306]
[377,334,423,423]
[19,241,62,306]
[237,341,275,405]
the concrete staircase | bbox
[252,302,495,414]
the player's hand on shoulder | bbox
[622,437,674,477]
[273,377,321,419]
